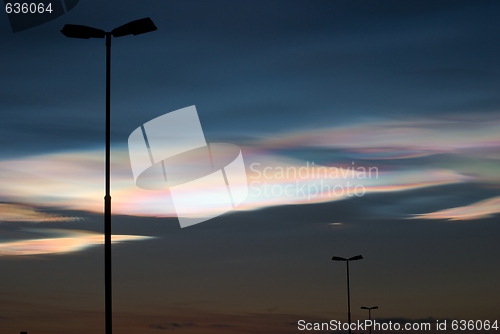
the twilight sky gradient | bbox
[1,1,500,333]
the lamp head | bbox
[111,17,157,37]
[61,24,105,39]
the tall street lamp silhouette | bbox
[332,255,363,334]
[361,306,378,334]
[61,17,157,334]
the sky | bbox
[1,1,500,333]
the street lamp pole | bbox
[104,31,112,334]
[332,255,363,334]
[346,260,351,330]
[61,18,157,334]
[361,306,378,334]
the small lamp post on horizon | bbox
[61,17,157,334]
[332,255,363,334]
[361,306,378,334]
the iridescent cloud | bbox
[0,229,153,256]
[239,154,468,211]
[263,116,500,153]
[345,148,435,160]
[0,147,469,217]
[0,115,497,218]
[0,203,80,223]
[411,196,500,221]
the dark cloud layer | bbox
[2,1,500,156]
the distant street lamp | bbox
[361,306,378,334]
[61,17,157,334]
[332,255,363,334]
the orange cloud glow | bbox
[0,229,153,256]
[411,196,500,221]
